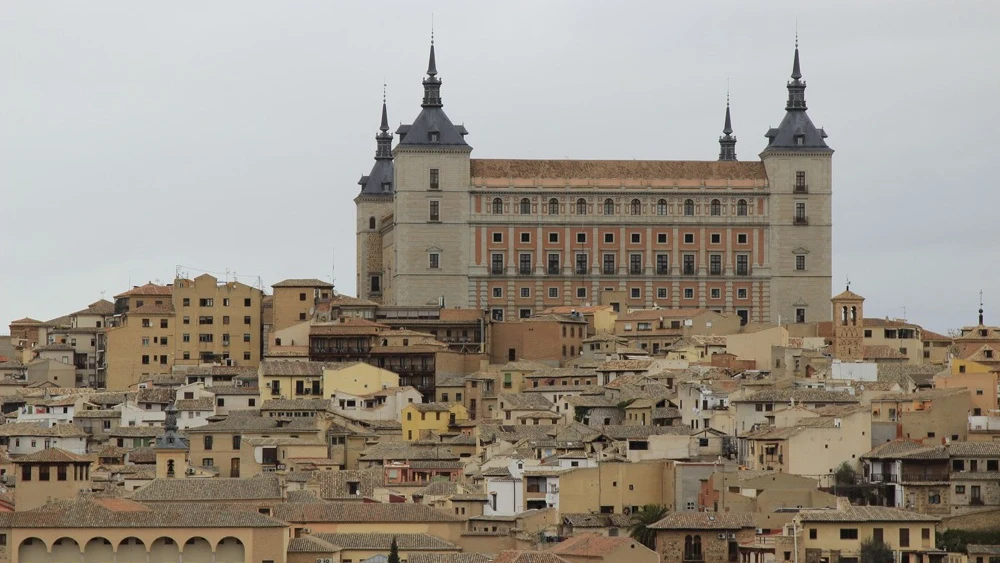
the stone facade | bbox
[356,43,834,326]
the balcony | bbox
[736,267,749,276]
[901,469,950,482]
[793,216,809,226]
[575,266,588,275]
[656,266,670,275]
[548,265,560,275]
[629,266,642,276]
[519,266,532,276]
[793,184,809,194]
[603,266,616,275]
[491,266,504,275]
[869,473,899,483]
[683,267,695,276]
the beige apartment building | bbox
[356,41,833,326]
[106,275,263,390]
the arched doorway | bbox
[149,537,180,563]
[50,537,82,563]
[84,537,114,563]
[18,537,48,563]
[117,537,147,563]
[182,536,213,563]
[216,536,246,563]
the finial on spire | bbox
[718,85,737,161]
[791,33,802,80]
[980,290,985,325]
[846,275,851,292]
[380,85,389,133]
[427,17,437,77]
[421,24,443,108]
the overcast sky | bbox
[1,1,997,334]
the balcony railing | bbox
[548,265,560,275]
[519,266,532,275]
[603,266,615,275]
[794,184,809,194]
[491,266,504,275]
[629,266,642,275]
[793,216,809,225]
[901,469,950,482]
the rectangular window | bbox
[519,309,531,319]
[493,232,503,243]
[683,254,695,275]
[548,287,558,298]
[796,255,806,270]
[222,315,230,325]
[519,253,532,275]
[549,232,559,243]
[491,253,505,275]
[370,276,381,293]
[603,254,616,275]
[737,233,748,244]
[630,288,640,299]
[656,254,669,275]
[204,436,213,450]
[683,233,694,244]
[809,529,817,540]
[198,316,213,325]
[39,465,50,481]
[736,255,749,276]
[160,319,168,329]
[630,254,642,275]
[630,233,640,243]
[840,529,858,540]
[710,288,721,299]
[710,233,721,244]
[710,254,722,275]
[795,171,807,192]
[657,288,667,299]
[182,298,190,307]
[576,287,586,298]
[737,288,748,300]
[198,334,213,343]
[899,528,910,547]
[576,232,586,243]
[657,233,667,244]
[141,355,150,365]
[548,253,560,275]
[429,253,440,269]
[492,287,503,298]
[795,202,807,223]
[199,298,214,307]
[684,288,694,299]
[243,333,251,343]
[575,253,588,275]
[429,168,440,190]
[796,308,806,323]
[429,201,440,221]
[873,528,883,543]
[57,465,67,481]
[244,298,251,307]
[604,233,614,243]
[520,287,530,298]
[520,232,531,243]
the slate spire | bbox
[719,92,737,161]
[422,31,442,108]
[375,86,392,160]
[786,37,807,111]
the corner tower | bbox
[355,93,396,304]
[761,39,834,324]
[390,35,472,308]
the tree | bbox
[860,538,894,563]
[388,536,400,563]
[628,504,669,550]
[835,462,857,485]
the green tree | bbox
[834,462,857,485]
[860,538,894,563]
[628,504,669,550]
[388,536,400,563]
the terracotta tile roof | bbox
[561,513,636,528]
[491,551,572,563]
[409,555,495,563]
[871,387,967,402]
[314,468,384,499]
[137,388,174,404]
[313,532,458,551]
[11,498,284,528]
[581,333,628,344]
[921,330,953,342]
[597,359,654,372]
[260,360,351,376]
[71,299,116,317]
[272,278,335,288]
[261,398,331,411]
[287,535,340,553]
[500,394,554,411]
[114,283,174,298]
[734,389,858,404]
[470,159,767,181]
[617,308,710,321]
[540,306,613,314]
[272,501,464,523]
[548,533,646,557]
[0,422,87,438]
[797,506,939,523]
[107,426,163,438]
[127,447,156,464]
[15,447,90,463]
[649,512,755,530]
[186,410,318,434]
[10,317,42,324]
[832,289,865,301]
[498,359,552,372]
[204,385,260,396]
[130,474,282,501]
[967,546,1000,556]
[408,402,461,413]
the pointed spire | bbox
[791,34,802,80]
[785,35,807,111]
[718,90,737,161]
[375,87,392,160]
[421,30,443,108]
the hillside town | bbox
[1,26,997,563]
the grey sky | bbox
[2,1,997,334]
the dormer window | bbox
[429,131,440,142]
[381,182,391,192]
[795,134,805,146]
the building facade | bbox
[356,41,834,325]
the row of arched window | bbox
[492,197,749,217]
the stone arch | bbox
[84,537,115,563]
[117,537,148,563]
[216,536,246,563]
[50,537,82,563]
[149,537,180,563]
[182,536,213,562]
[18,537,48,563]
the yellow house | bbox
[951,358,993,375]
[796,506,940,563]
[258,360,399,402]
[401,403,469,441]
